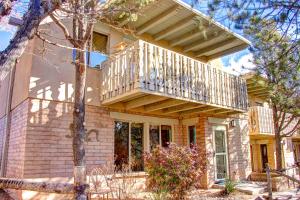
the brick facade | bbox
[3,98,114,179]
[0,97,252,199]
[227,117,252,181]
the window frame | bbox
[86,31,110,68]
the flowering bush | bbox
[144,143,207,199]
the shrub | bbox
[144,143,207,199]
[224,179,236,195]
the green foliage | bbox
[245,20,300,118]
[224,179,236,195]
[144,143,207,200]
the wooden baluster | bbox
[136,41,143,89]
[175,54,180,96]
[172,52,175,95]
[183,56,187,98]
[166,50,172,94]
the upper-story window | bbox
[72,31,109,68]
[87,32,108,68]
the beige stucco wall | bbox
[0,71,10,118]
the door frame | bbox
[212,125,229,181]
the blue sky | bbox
[0,31,13,51]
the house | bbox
[244,73,300,184]
[0,0,253,198]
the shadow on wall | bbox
[20,43,114,179]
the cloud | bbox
[222,53,256,75]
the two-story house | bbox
[0,0,252,198]
[244,73,300,181]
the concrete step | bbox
[212,181,268,195]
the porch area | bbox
[100,40,248,118]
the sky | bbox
[0,0,253,75]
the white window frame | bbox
[149,124,173,150]
[111,112,178,154]
[212,125,229,181]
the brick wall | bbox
[195,116,215,188]
[23,98,114,178]
[227,117,251,181]
[6,99,29,178]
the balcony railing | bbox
[100,40,248,111]
[249,106,274,135]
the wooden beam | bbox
[183,33,224,52]
[207,44,248,60]
[163,104,207,114]
[144,99,186,112]
[154,15,195,41]
[214,109,236,114]
[170,28,204,47]
[247,87,268,94]
[137,5,179,35]
[125,95,167,109]
[195,38,237,57]
[180,107,220,115]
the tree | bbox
[245,20,300,170]
[196,0,300,41]
[194,0,300,170]
[0,0,152,199]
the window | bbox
[149,125,172,150]
[114,121,144,172]
[114,121,129,171]
[188,126,196,148]
[72,32,109,68]
[149,125,160,151]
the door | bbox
[213,126,228,180]
[260,144,268,172]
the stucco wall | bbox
[0,72,10,118]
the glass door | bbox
[131,123,144,171]
[214,127,228,180]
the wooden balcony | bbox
[249,106,274,135]
[100,40,248,117]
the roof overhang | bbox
[242,73,269,99]
[115,0,250,62]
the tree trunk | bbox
[275,134,282,170]
[72,49,88,200]
[0,5,40,79]
[272,106,283,170]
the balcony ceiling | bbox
[243,73,269,99]
[116,0,250,62]
[102,93,244,119]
